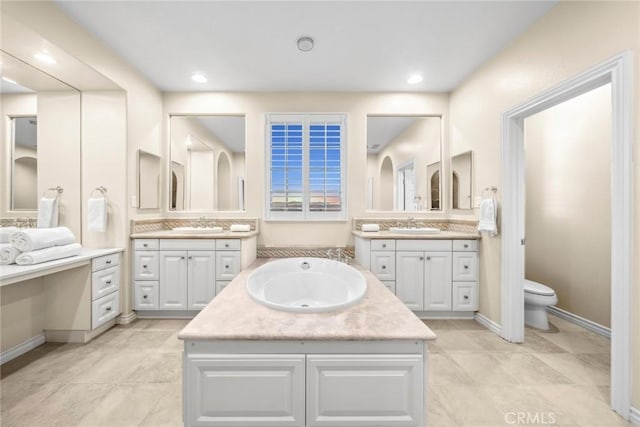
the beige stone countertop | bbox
[352,230,481,240]
[130,230,259,239]
[178,258,436,342]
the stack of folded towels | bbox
[1,226,82,266]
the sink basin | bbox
[247,257,367,313]
[172,226,223,234]
[389,227,440,235]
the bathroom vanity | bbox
[353,230,480,317]
[178,259,435,427]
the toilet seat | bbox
[524,279,555,296]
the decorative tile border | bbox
[257,246,355,259]
[352,218,477,233]
[0,217,37,228]
[131,218,259,234]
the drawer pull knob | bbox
[225,244,229,248]
[426,257,431,261]
[143,244,148,247]
[143,265,148,269]
[464,244,469,248]
[106,260,112,264]
[464,265,469,269]
[225,265,229,269]
[419,257,424,261]
[106,280,112,284]
[181,256,185,260]
[106,306,112,311]
[188,256,193,260]
[143,295,148,299]
[381,265,386,269]
[382,244,386,248]
[464,295,469,300]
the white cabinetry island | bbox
[178,259,435,427]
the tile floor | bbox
[0,314,630,427]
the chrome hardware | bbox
[106,306,111,311]
[464,295,469,300]
[188,256,192,260]
[106,260,112,264]
[225,265,229,269]
[180,256,185,260]
[464,265,469,269]
[419,257,424,261]
[381,265,386,269]
[301,261,311,270]
[464,244,469,248]
[225,244,229,248]
[143,295,148,299]
[426,257,431,261]
[106,280,112,284]
[382,244,387,248]
[143,264,148,269]
[143,243,148,247]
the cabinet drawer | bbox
[91,266,120,300]
[452,252,478,281]
[160,239,216,251]
[396,239,452,251]
[452,240,478,251]
[91,253,120,272]
[135,281,159,310]
[453,282,478,311]
[370,251,396,281]
[381,281,396,294]
[215,239,241,251]
[134,239,159,250]
[134,251,159,281]
[215,281,231,295]
[216,251,241,281]
[92,291,120,329]
[371,239,395,251]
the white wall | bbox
[448,1,639,406]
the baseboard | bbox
[416,311,475,319]
[630,406,640,425]
[474,312,502,335]
[117,311,137,325]
[0,333,46,365]
[135,310,198,319]
[547,306,611,338]
[45,319,116,344]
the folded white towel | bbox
[0,227,19,243]
[477,198,498,236]
[37,197,59,228]
[0,243,20,265]
[9,227,75,252]
[88,197,108,233]
[230,224,251,232]
[361,224,380,232]
[16,243,82,265]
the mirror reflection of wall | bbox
[11,116,38,210]
[366,116,441,212]
[137,150,161,209]
[169,115,246,212]
[451,150,473,210]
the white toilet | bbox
[524,279,558,330]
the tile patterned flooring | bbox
[0,314,631,426]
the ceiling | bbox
[367,116,419,154]
[196,116,245,153]
[53,1,557,92]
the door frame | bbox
[500,52,633,419]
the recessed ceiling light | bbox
[191,73,207,83]
[34,52,56,65]
[407,74,423,84]
[297,36,314,52]
[2,76,17,84]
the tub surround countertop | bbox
[0,247,124,287]
[130,230,259,239]
[352,230,481,240]
[178,258,436,341]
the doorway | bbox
[501,53,633,419]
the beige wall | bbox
[0,278,44,352]
[525,84,611,327]
[448,1,639,406]
[12,148,38,210]
[164,92,450,246]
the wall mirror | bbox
[169,115,246,212]
[451,150,473,210]
[137,149,161,209]
[366,116,442,211]
[1,50,79,215]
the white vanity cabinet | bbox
[91,252,122,329]
[133,238,245,313]
[356,237,478,315]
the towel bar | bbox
[42,186,63,197]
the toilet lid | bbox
[524,279,555,296]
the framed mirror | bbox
[169,115,246,211]
[366,116,442,211]
[137,149,161,209]
[451,150,473,210]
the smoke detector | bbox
[297,36,314,52]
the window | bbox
[266,114,346,220]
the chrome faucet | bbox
[197,216,208,228]
[406,217,417,229]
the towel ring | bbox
[481,186,498,198]
[90,186,107,197]
[42,186,63,197]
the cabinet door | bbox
[306,354,423,427]
[216,251,241,281]
[395,252,424,311]
[159,250,188,310]
[187,251,215,310]
[185,354,305,426]
[134,250,159,281]
[370,251,396,281]
[424,251,452,311]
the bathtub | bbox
[246,257,367,313]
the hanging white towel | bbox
[0,227,19,243]
[9,226,75,252]
[0,243,20,265]
[477,198,498,236]
[88,197,108,233]
[37,197,59,228]
[16,243,82,265]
